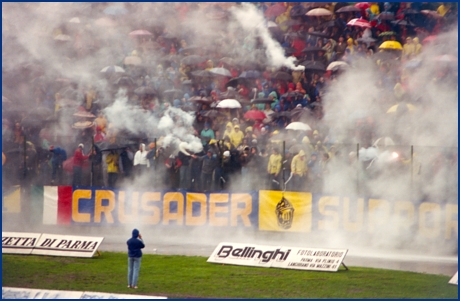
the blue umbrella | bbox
[103,5,128,16]
[239,70,261,79]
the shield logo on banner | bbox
[275,197,295,229]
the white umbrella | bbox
[216,99,241,109]
[373,137,395,148]
[209,67,232,77]
[326,61,349,71]
[306,8,333,17]
[285,122,311,131]
[100,65,125,73]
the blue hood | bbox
[132,229,139,238]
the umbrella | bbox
[286,122,311,131]
[54,34,71,41]
[327,61,349,71]
[403,59,422,69]
[347,18,372,28]
[219,57,236,66]
[251,98,274,104]
[306,8,332,17]
[386,103,416,113]
[209,67,232,77]
[264,3,286,18]
[379,41,403,50]
[181,104,197,112]
[189,96,213,104]
[72,120,94,129]
[399,8,420,16]
[421,10,442,19]
[69,17,81,24]
[103,5,128,16]
[163,89,183,97]
[181,55,206,65]
[289,144,304,155]
[191,70,214,77]
[94,17,117,27]
[181,45,201,53]
[279,19,302,27]
[372,51,399,61]
[379,31,397,37]
[124,56,142,66]
[281,91,306,99]
[244,110,267,120]
[129,30,153,36]
[73,111,96,118]
[134,86,156,96]
[376,12,395,21]
[225,77,247,88]
[216,99,241,109]
[422,35,438,45]
[201,109,223,118]
[391,19,416,27]
[357,36,377,44]
[354,2,371,10]
[239,70,261,79]
[96,141,126,152]
[319,19,343,29]
[307,31,330,38]
[271,71,292,81]
[114,76,135,86]
[100,65,125,73]
[299,60,326,72]
[336,5,361,13]
[373,137,395,148]
[434,54,457,62]
[290,6,308,18]
[271,111,292,119]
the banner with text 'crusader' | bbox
[31,233,104,257]
[2,232,41,255]
[42,187,258,228]
[207,242,347,272]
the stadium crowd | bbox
[2,2,458,197]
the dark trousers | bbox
[108,172,118,188]
[269,173,281,190]
[72,166,83,186]
[201,172,213,191]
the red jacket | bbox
[73,149,89,167]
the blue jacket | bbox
[50,147,67,165]
[127,229,145,258]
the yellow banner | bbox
[259,191,312,232]
[3,185,21,213]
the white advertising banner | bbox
[2,287,83,299]
[31,233,104,258]
[207,242,284,268]
[208,242,348,272]
[81,291,167,299]
[271,247,348,272]
[449,271,458,285]
[2,232,42,255]
[2,288,167,299]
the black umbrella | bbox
[283,46,297,56]
[251,98,274,104]
[299,60,326,72]
[180,103,197,112]
[219,57,236,66]
[189,96,213,104]
[225,77,247,88]
[290,5,308,18]
[271,71,293,81]
[319,19,344,29]
[399,8,421,16]
[271,111,292,119]
[134,86,156,96]
[96,141,126,152]
[191,70,214,77]
[336,5,361,13]
[372,51,400,62]
[392,19,417,27]
[181,55,206,65]
[281,91,305,99]
[219,88,239,100]
[376,12,395,21]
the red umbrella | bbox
[244,110,267,121]
[422,35,437,45]
[347,18,372,28]
[354,2,370,10]
[264,3,286,18]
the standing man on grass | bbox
[127,229,145,289]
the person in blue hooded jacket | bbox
[127,229,145,289]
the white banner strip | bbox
[31,233,104,258]
[2,232,42,255]
[2,288,167,299]
[207,242,348,272]
[449,271,458,285]
[43,186,58,225]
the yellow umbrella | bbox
[386,103,416,113]
[379,41,403,50]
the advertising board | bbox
[31,233,104,258]
[2,232,41,255]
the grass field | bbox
[2,252,458,299]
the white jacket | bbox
[133,143,150,167]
